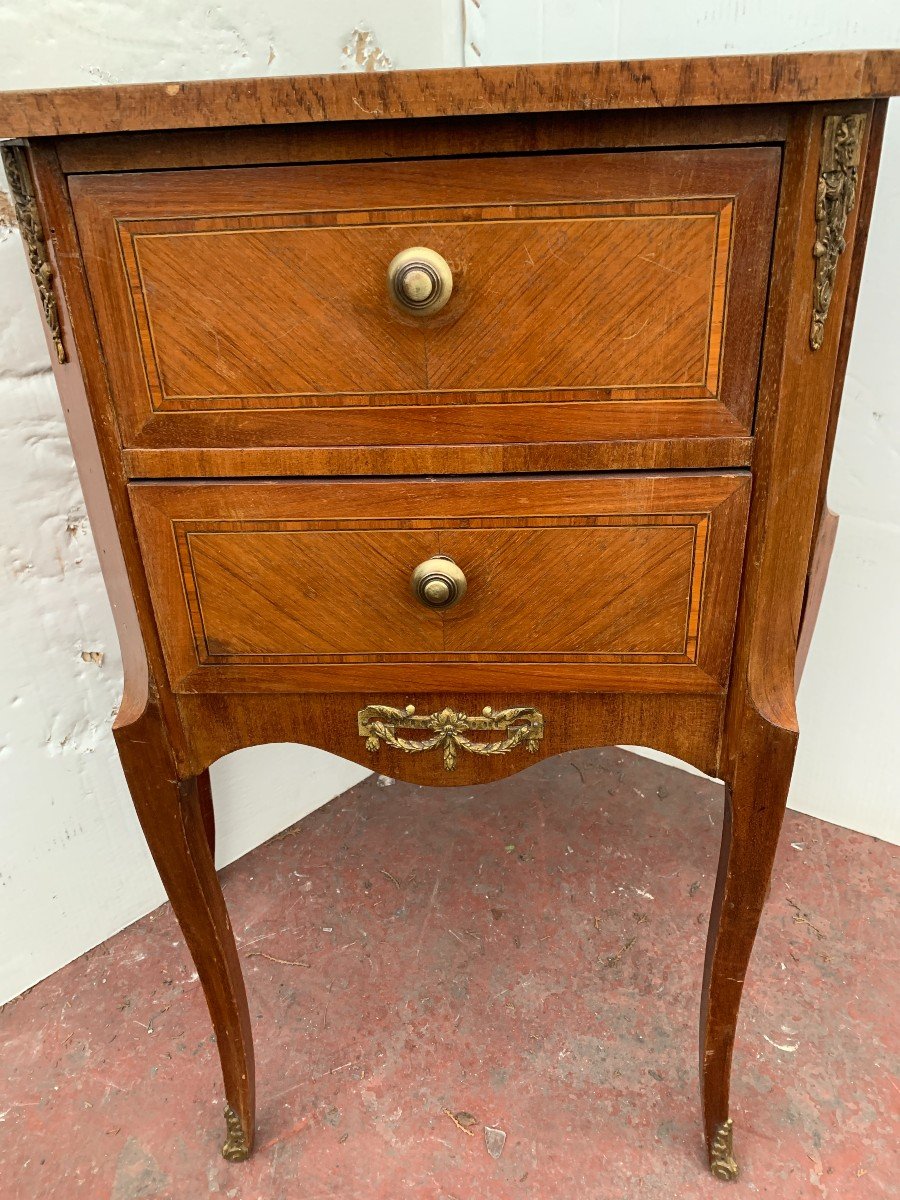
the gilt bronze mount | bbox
[358,703,544,771]
[1,143,66,363]
[810,113,866,351]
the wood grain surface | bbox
[129,473,750,695]
[8,59,894,1174]
[54,104,794,176]
[72,147,778,452]
[1,50,898,138]
[120,436,754,479]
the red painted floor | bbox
[1,748,897,1199]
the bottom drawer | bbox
[129,473,750,694]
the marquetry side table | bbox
[2,49,898,1179]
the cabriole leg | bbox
[115,703,255,1160]
[700,711,797,1180]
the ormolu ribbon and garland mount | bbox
[358,704,544,772]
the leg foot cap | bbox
[709,1118,739,1181]
[222,1104,251,1162]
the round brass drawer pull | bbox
[410,555,467,609]
[387,246,453,315]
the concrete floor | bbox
[1,748,897,1199]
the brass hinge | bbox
[810,113,866,352]
[1,142,66,364]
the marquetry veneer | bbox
[71,148,777,453]
[3,49,898,1180]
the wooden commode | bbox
[2,50,898,1178]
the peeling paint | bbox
[0,192,16,232]
[341,27,393,73]
[65,512,88,540]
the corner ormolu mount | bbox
[810,113,866,351]
[1,142,66,364]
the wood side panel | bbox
[722,102,874,753]
[793,102,888,685]
[22,144,187,757]
[129,473,750,695]
[72,147,778,450]
[1,51,898,138]
[795,507,839,686]
[804,99,888,618]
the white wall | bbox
[1,2,897,1005]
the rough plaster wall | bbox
[0,1,465,1005]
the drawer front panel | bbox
[129,474,750,694]
[75,147,778,453]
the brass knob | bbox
[410,555,467,609]
[388,246,453,315]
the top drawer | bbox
[72,146,778,461]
